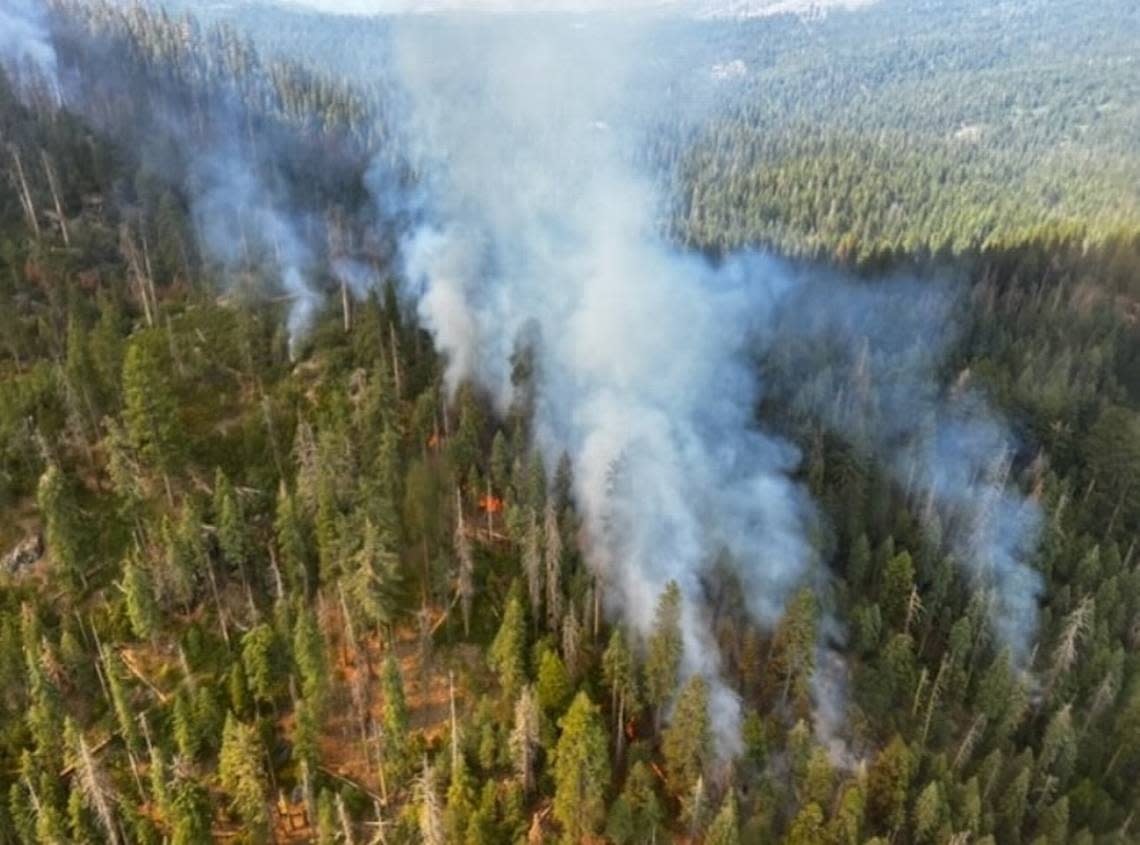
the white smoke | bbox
[0,0,60,99]
[382,13,1043,751]
[388,18,818,751]
[272,0,880,16]
[754,271,1044,662]
[192,146,322,355]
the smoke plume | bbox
[389,18,820,748]
[754,269,1043,661]
[12,0,1042,750]
[0,0,59,96]
[384,13,1042,748]
[191,143,323,355]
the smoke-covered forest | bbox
[0,0,1138,843]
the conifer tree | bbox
[37,464,85,591]
[522,509,542,625]
[645,581,683,729]
[122,338,180,503]
[241,623,279,710]
[490,584,527,704]
[218,713,270,838]
[381,653,409,767]
[275,482,311,595]
[510,685,541,796]
[662,675,712,799]
[543,502,563,632]
[537,649,572,715]
[293,606,330,714]
[602,627,638,758]
[553,692,609,842]
[213,468,247,577]
[866,735,912,836]
[122,553,159,642]
[773,588,818,711]
[705,793,741,845]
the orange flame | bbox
[479,495,504,514]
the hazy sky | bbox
[271,0,878,16]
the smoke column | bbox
[388,17,819,747]
[384,12,1043,746]
[11,0,1043,747]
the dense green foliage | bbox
[0,1,1137,844]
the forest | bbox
[0,1,1138,844]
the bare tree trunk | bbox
[10,145,40,239]
[615,692,625,761]
[119,224,154,327]
[40,151,69,246]
[449,671,459,772]
[205,560,230,645]
[342,275,352,333]
[141,229,160,320]
[389,324,402,399]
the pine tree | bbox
[294,696,320,774]
[22,608,65,769]
[381,653,409,767]
[786,802,826,845]
[122,337,180,503]
[490,584,527,704]
[866,735,912,836]
[275,482,311,596]
[170,777,211,845]
[602,627,638,758]
[537,649,572,715]
[882,550,915,629]
[509,685,541,795]
[645,581,683,729]
[662,675,711,799]
[446,753,476,842]
[773,588,818,711]
[455,489,475,636]
[104,652,142,755]
[561,606,583,680]
[37,464,85,591]
[214,468,246,576]
[65,718,119,845]
[122,553,159,642]
[522,509,542,626]
[293,607,330,714]
[543,502,563,633]
[705,793,740,845]
[316,789,337,845]
[912,781,944,844]
[241,623,279,710]
[612,762,664,845]
[490,430,510,493]
[172,690,200,760]
[417,759,446,845]
[219,713,270,838]
[347,515,402,640]
[553,692,610,842]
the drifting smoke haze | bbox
[191,143,323,355]
[6,0,1044,752]
[387,14,1043,746]
[756,270,1044,662]
[0,0,58,95]
[391,20,822,747]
